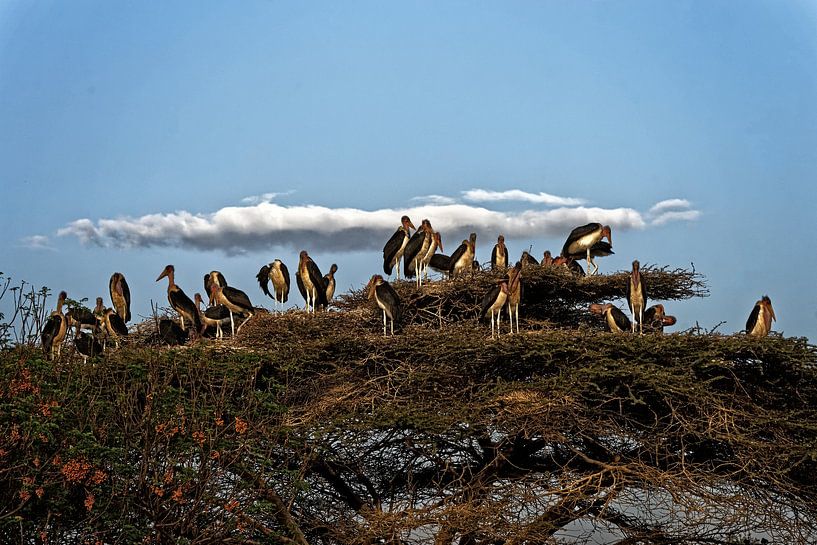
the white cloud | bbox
[410,194,458,205]
[54,190,697,254]
[647,198,701,226]
[19,235,55,251]
[462,189,585,207]
[240,191,294,205]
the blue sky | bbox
[1,1,815,339]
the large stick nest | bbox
[335,265,707,327]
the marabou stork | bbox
[404,220,433,280]
[589,303,631,333]
[204,271,228,306]
[491,235,509,271]
[520,251,539,269]
[296,250,328,313]
[158,319,188,346]
[41,290,68,360]
[480,277,509,339]
[74,331,102,363]
[506,262,523,334]
[99,308,128,348]
[366,274,401,336]
[323,264,338,302]
[156,265,201,335]
[418,232,443,286]
[256,259,290,311]
[109,272,131,322]
[428,253,451,279]
[541,250,554,267]
[643,304,677,334]
[194,292,231,339]
[626,260,648,334]
[210,283,254,336]
[746,295,776,337]
[561,223,612,275]
[383,215,416,279]
[449,233,477,278]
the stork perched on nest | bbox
[204,271,228,306]
[590,303,631,333]
[109,272,131,322]
[156,265,201,335]
[746,296,776,337]
[626,260,647,334]
[366,274,401,336]
[210,283,254,336]
[41,291,68,360]
[383,215,415,280]
[562,223,612,275]
[491,235,509,271]
[296,250,327,313]
[257,259,290,311]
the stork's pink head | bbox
[601,225,612,245]
[662,315,677,326]
[761,295,776,321]
[497,234,505,244]
[366,274,383,300]
[434,231,443,252]
[589,303,611,316]
[402,215,415,231]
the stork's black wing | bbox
[306,260,328,308]
[383,228,407,275]
[402,230,426,278]
[256,265,273,298]
[280,262,291,303]
[491,245,499,269]
[223,287,253,312]
[562,222,602,256]
[429,253,451,273]
[41,314,62,352]
[610,306,632,332]
[746,303,761,333]
[170,288,202,332]
[378,282,401,323]
[109,313,128,336]
[480,284,502,319]
[296,271,307,302]
[447,243,468,275]
[205,304,231,321]
[159,319,188,345]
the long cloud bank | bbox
[54,192,699,255]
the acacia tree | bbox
[1,267,815,544]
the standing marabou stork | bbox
[541,250,554,267]
[383,215,416,279]
[404,220,433,281]
[643,304,677,334]
[296,250,328,313]
[156,265,201,335]
[520,251,539,269]
[194,292,231,339]
[589,303,631,333]
[256,259,290,311]
[204,271,228,306]
[626,260,648,334]
[99,308,128,348]
[210,283,254,336]
[419,232,443,286]
[366,274,401,336]
[41,291,68,360]
[746,295,776,337]
[491,235,509,270]
[109,272,131,322]
[449,233,477,278]
[561,223,612,276]
[323,264,339,303]
[480,276,509,339]
[506,262,523,334]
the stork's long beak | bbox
[662,315,677,326]
[156,269,168,282]
[768,304,776,322]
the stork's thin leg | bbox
[237,314,252,334]
[631,310,637,333]
[382,310,387,336]
[396,260,401,281]
[639,309,644,335]
[390,315,394,336]
[180,315,185,331]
